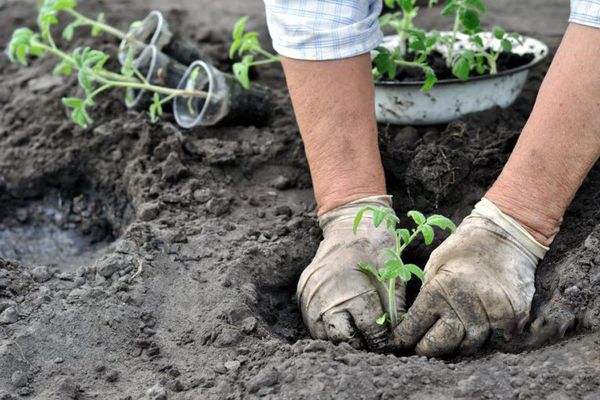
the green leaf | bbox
[422,66,437,92]
[120,46,136,77]
[465,0,486,13]
[441,2,459,16]
[400,0,414,12]
[405,264,425,283]
[229,38,241,59]
[77,69,93,95]
[396,228,411,245]
[398,267,411,282]
[45,0,77,12]
[493,26,505,40]
[382,248,399,261]
[52,60,73,76]
[426,215,457,232]
[471,34,484,48]
[421,224,434,245]
[459,9,480,31]
[62,96,91,128]
[233,16,248,41]
[233,58,252,89]
[62,20,78,41]
[7,28,35,66]
[373,48,397,79]
[373,209,385,228]
[62,97,84,108]
[376,313,388,325]
[384,0,396,8]
[239,32,262,55]
[501,38,513,52]
[452,53,472,80]
[352,207,371,234]
[91,13,105,37]
[407,210,426,225]
[149,93,163,123]
[358,263,382,281]
[384,259,403,280]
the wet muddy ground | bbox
[0,0,599,399]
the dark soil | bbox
[1,0,599,399]
[379,50,536,83]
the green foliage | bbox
[62,97,91,127]
[233,55,253,90]
[38,0,77,40]
[8,0,208,130]
[91,13,105,37]
[149,92,163,123]
[229,16,280,89]
[7,28,47,65]
[353,206,456,326]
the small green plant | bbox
[353,207,456,327]
[6,0,207,128]
[229,17,281,89]
[439,0,486,68]
[374,0,524,87]
[374,0,439,91]
[228,1,525,90]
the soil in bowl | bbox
[378,50,536,83]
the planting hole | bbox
[0,192,125,272]
[256,283,309,343]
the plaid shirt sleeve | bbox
[263,0,383,60]
[570,0,600,28]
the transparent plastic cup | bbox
[125,45,188,109]
[173,61,272,128]
[118,10,212,67]
[118,11,170,65]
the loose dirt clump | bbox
[1,1,599,399]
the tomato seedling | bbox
[7,0,207,128]
[229,17,281,89]
[353,206,456,327]
[376,0,439,91]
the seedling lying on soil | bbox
[229,17,280,89]
[6,0,207,127]
[353,207,456,327]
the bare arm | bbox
[487,23,600,245]
[281,54,386,215]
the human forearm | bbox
[486,23,600,246]
[281,55,386,214]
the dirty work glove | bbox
[392,198,548,357]
[297,195,406,350]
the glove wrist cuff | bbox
[471,198,549,260]
[318,195,393,229]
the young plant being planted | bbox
[6,1,208,128]
[353,207,456,327]
[229,16,281,89]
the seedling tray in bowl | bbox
[375,32,548,125]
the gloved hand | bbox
[297,195,406,350]
[392,198,548,357]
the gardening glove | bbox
[392,198,548,357]
[297,195,406,350]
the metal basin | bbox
[375,32,549,125]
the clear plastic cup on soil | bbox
[173,61,272,128]
[125,45,188,109]
[118,10,213,66]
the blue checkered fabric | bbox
[570,0,600,28]
[263,1,600,62]
[263,0,383,60]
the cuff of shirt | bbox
[271,27,383,61]
[264,1,383,61]
[569,0,600,28]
